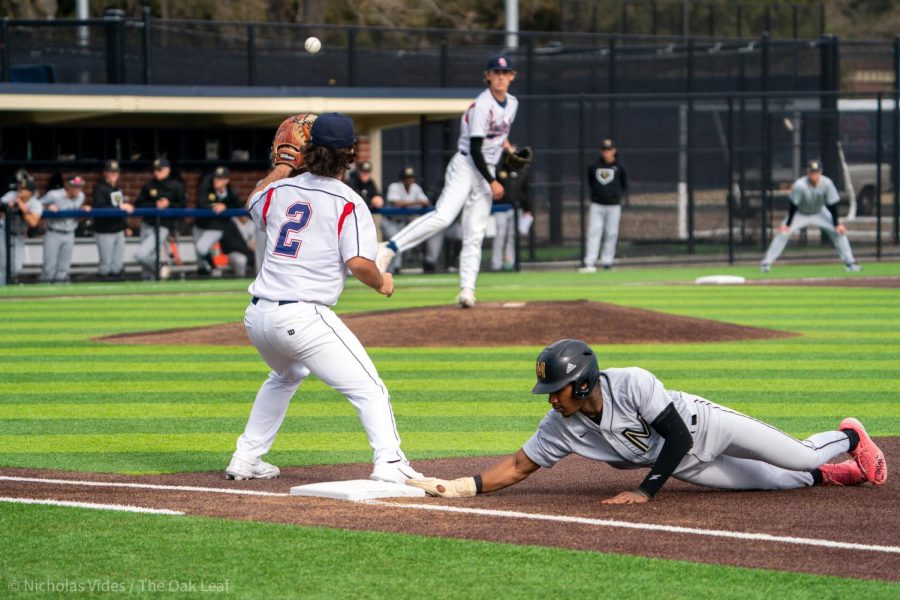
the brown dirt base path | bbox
[2,438,898,583]
[97,300,796,347]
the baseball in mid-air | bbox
[304,36,321,54]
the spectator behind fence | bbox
[580,138,628,273]
[41,175,88,283]
[345,161,384,241]
[384,166,442,273]
[492,147,532,272]
[218,217,254,278]
[0,177,42,284]
[194,166,242,277]
[92,160,133,280]
[134,158,185,280]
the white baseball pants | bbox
[675,404,850,490]
[583,204,621,268]
[236,299,406,466]
[762,207,856,266]
[389,152,493,290]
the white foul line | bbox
[0,476,290,497]
[366,500,900,555]
[0,496,184,515]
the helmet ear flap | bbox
[572,375,594,399]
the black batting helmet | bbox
[532,339,600,398]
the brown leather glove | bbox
[271,113,318,169]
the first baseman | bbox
[226,113,425,484]
[761,160,861,273]
[409,339,886,502]
[376,54,519,308]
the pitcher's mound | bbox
[97,301,795,347]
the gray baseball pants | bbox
[136,225,170,279]
[584,204,621,267]
[41,230,75,282]
[762,207,856,266]
[491,209,516,270]
[96,232,125,276]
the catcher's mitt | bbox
[505,146,533,169]
[271,113,318,169]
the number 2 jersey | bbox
[247,172,377,305]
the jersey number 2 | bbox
[273,202,313,258]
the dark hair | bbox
[302,143,355,179]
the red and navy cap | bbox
[486,55,514,71]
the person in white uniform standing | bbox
[226,113,425,484]
[409,339,886,502]
[376,54,519,308]
[761,160,861,273]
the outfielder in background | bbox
[491,146,533,272]
[92,160,133,280]
[761,160,861,273]
[194,166,242,277]
[226,112,425,485]
[134,158,186,280]
[376,54,519,308]
[580,138,628,273]
[409,339,886,502]
[40,174,88,283]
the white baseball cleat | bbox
[375,242,395,273]
[225,455,280,480]
[760,263,771,273]
[845,263,862,273]
[159,265,172,280]
[577,266,597,274]
[456,287,476,308]
[370,461,425,484]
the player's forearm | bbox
[480,449,539,493]
[469,137,495,184]
[345,256,385,291]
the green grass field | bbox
[2,262,899,597]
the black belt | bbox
[47,227,74,234]
[459,150,468,156]
[252,297,298,306]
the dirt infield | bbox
[2,438,898,582]
[97,300,795,347]
[751,276,900,288]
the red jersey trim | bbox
[337,202,355,237]
[261,187,276,225]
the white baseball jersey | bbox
[247,172,377,305]
[386,182,429,205]
[790,175,839,215]
[457,88,518,165]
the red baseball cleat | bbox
[819,460,866,486]
[839,418,887,485]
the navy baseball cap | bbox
[358,161,372,172]
[601,138,615,150]
[806,160,822,172]
[153,157,170,170]
[213,166,230,179]
[103,160,121,172]
[401,166,415,178]
[311,113,356,149]
[486,55,514,71]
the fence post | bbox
[440,32,449,87]
[894,36,900,245]
[1,18,9,83]
[579,97,586,265]
[727,97,735,264]
[760,32,771,250]
[103,8,126,84]
[819,2,826,37]
[687,39,695,254]
[876,92,883,259]
[347,27,356,86]
[621,0,628,35]
[819,34,841,185]
[142,7,152,84]
[154,214,161,280]
[3,205,11,285]
[246,24,256,86]
[608,38,616,137]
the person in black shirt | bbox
[134,158,185,280]
[345,161,385,241]
[92,160,133,279]
[194,166,242,276]
[581,138,628,273]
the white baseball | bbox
[304,37,321,54]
